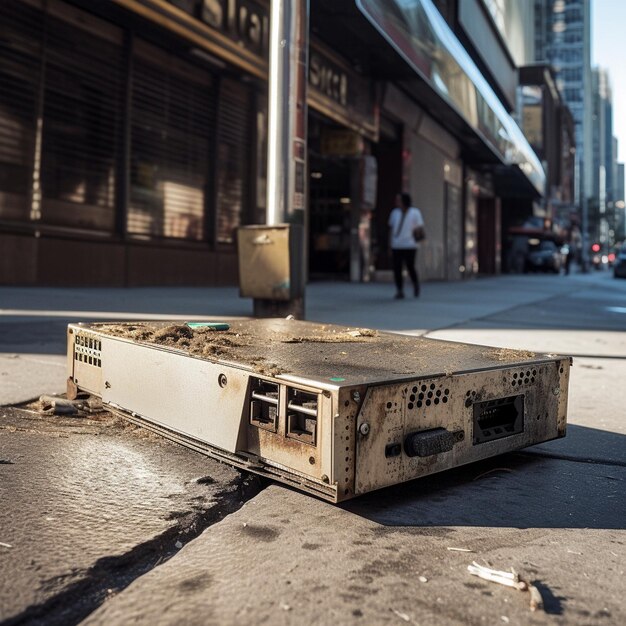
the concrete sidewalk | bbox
[2,272,625,625]
[2,272,620,404]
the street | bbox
[1,272,625,625]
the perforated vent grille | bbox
[74,334,102,367]
[406,382,450,411]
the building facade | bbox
[534,0,591,205]
[0,0,544,286]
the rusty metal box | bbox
[67,319,570,503]
[237,224,304,300]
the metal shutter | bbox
[215,78,253,244]
[129,40,215,241]
[0,0,44,222]
[39,2,124,231]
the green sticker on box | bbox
[186,322,230,331]
[329,377,346,382]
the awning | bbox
[355,0,545,197]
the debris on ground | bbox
[447,547,474,552]
[38,395,104,417]
[467,562,544,612]
[391,608,411,622]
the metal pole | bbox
[254,0,308,318]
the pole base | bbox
[253,297,305,320]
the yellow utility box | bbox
[237,224,304,301]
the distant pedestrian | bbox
[388,192,425,299]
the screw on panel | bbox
[359,423,370,436]
[218,374,228,388]
[321,474,329,483]
[352,391,361,403]
[105,381,111,389]
[552,387,560,396]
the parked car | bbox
[613,244,626,278]
[525,239,562,273]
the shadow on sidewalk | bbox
[342,425,625,530]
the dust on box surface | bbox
[81,318,548,385]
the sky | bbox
[593,0,626,162]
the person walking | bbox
[388,192,425,299]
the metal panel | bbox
[354,361,568,495]
[100,338,250,453]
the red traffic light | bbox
[591,243,601,252]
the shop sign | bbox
[309,51,349,108]
[320,129,364,157]
[309,45,379,141]
[167,0,269,58]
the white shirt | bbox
[388,207,424,250]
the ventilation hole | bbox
[526,370,530,377]
[531,377,535,383]
[427,391,433,398]
[512,380,516,387]
[560,367,564,373]
[466,390,471,396]
[408,402,414,410]
[386,402,392,409]
[417,401,422,408]
[419,393,424,400]
[426,399,431,407]
[421,385,427,392]
[442,397,448,403]
[345,478,349,483]
[532,369,537,376]
[430,383,435,390]
[345,457,349,462]
[444,389,450,395]
[346,425,350,430]
[436,390,441,397]
[412,386,418,393]
[434,398,440,405]
[409,394,415,402]
[524,378,529,384]
[513,373,518,379]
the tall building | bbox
[590,67,615,246]
[534,0,592,204]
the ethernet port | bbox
[473,394,524,444]
[286,388,318,445]
[249,378,279,432]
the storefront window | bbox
[128,41,215,241]
[0,1,44,223]
[215,78,253,244]
[40,6,124,231]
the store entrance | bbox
[308,154,352,279]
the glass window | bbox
[215,78,253,244]
[40,5,124,231]
[0,0,44,222]
[128,41,215,241]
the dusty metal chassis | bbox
[67,320,570,503]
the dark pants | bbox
[392,248,419,295]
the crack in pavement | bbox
[3,474,266,626]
